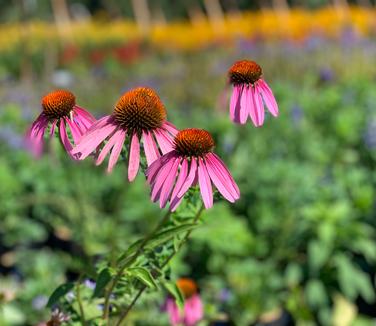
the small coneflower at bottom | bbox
[146,129,240,211]
[165,278,203,326]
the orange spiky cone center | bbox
[113,87,166,133]
[41,90,76,120]
[174,128,214,157]
[177,278,198,299]
[229,60,262,85]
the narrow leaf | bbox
[93,268,112,298]
[128,267,158,289]
[47,282,74,307]
[163,281,185,309]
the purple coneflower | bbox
[165,278,203,326]
[147,128,240,211]
[72,87,178,181]
[26,90,95,157]
[228,60,279,127]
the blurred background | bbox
[1,0,376,325]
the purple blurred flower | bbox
[32,295,48,310]
[0,127,24,150]
[364,119,376,149]
[291,105,303,126]
[319,67,334,83]
[84,279,96,290]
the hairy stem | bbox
[115,204,204,325]
[102,210,172,323]
[76,276,87,326]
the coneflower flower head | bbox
[147,128,239,211]
[165,278,203,326]
[72,87,177,181]
[26,89,96,157]
[228,59,279,127]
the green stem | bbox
[115,204,204,325]
[102,210,172,323]
[76,276,87,326]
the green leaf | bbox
[305,279,328,308]
[145,224,197,249]
[93,268,112,298]
[128,267,158,289]
[47,282,74,308]
[308,240,331,273]
[116,239,143,264]
[162,281,184,309]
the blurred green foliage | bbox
[0,37,376,325]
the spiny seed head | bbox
[229,60,262,85]
[113,87,166,133]
[42,90,76,120]
[174,128,214,157]
[177,278,198,298]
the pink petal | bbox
[95,130,119,166]
[74,106,96,122]
[151,156,179,202]
[128,133,140,182]
[153,129,174,154]
[26,113,49,157]
[165,298,182,325]
[146,151,176,184]
[59,119,74,156]
[204,156,236,202]
[108,129,126,173]
[239,86,251,124]
[159,158,180,208]
[230,85,242,122]
[65,117,82,144]
[177,158,197,198]
[258,79,279,117]
[184,295,203,326]
[170,159,189,202]
[209,153,240,198]
[170,158,198,210]
[198,157,213,209]
[142,131,160,166]
[162,121,179,136]
[252,85,265,127]
[72,119,117,159]
[50,120,57,137]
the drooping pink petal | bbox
[162,121,179,136]
[128,133,140,182]
[50,120,57,137]
[107,129,126,173]
[65,117,82,144]
[177,158,198,198]
[184,295,203,326]
[74,105,96,122]
[198,157,213,209]
[240,85,251,124]
[209,153,240,198]
[170,159,189,203]
[159,158,180,208]
[143,131,160,166]
[251,86,265,127]
[59,119,74,156]
[165,298,182,326]
[72,120,117,159]
[258,79,279,117]
[153,129,174,154]
[26,113,49,157]
[146,151,176,184]
[150,156,179,202]
[95,130,119,166]
[230,85,242,122]
[204,156,236,202]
